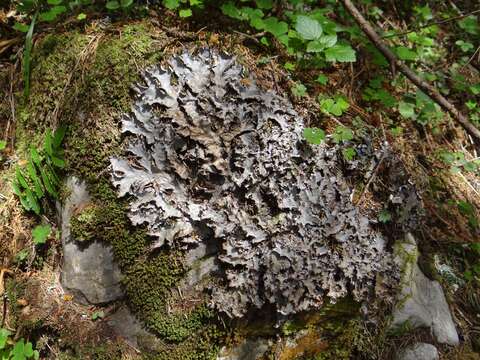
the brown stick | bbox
[341,0,480,143]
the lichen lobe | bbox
[110,48,398,318]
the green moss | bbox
[20,22,223,359]
[5,278,25,329]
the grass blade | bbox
[23,13,37,100]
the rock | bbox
[58,176,123,304]
[217,338,270,360]
[392,233,459,346]
[107,306,162,352]
[396,343,439,360]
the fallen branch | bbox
[341,0,480,143]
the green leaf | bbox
[13,22,30,33]
[263,17,288,37]
[179,9,192,17]
[30,147,41,166]
[459,15,480,35]
[47,0,62,4]
[324,44,356,62]
[92,310,105,320]
[51,156,65,168]
[105,1,120,10]
[163,0,180,10]
[27,160,44,198]
[455,40,474,53]
[44,130,53,157]
[395,46,417,61]
[120,0,133,7]
[39,166,56,198]
[77,13,87,20]
[332,126,353,143]
[32,224,51,245]
[398,101,415,119]
[378,209,392,223]
[0,141,6,151]
[303,128,325,145]
[255,0,272,9]
[291,82,307,97]
[342,147,356,161]
[0,329,11,350]
[221,2,242,20]
[319,96,349,116]
[295,15,322,40]
[284,62,295,71]
[315,74,328,85]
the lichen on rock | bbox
[110,48,399,318]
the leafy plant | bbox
[0,329,39,360]
[332,126,353,143]
[32,224,52,245]
[319,96,349,116]
[291,82,307,97]
[303,127,325,144]
[13,127,66,215]
[342,147,356,161]
[91,310,105,320]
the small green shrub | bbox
[0,328,39,360]
[12,126,66,214]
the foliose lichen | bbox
[110,48,399,318]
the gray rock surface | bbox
[396,343,439,360]
[217,338,270,360]
[107,306,162,351]
[392,233,459,345]
[59,176,123,304]
[111,48,398,318]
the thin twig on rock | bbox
[341,0,480,143]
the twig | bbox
[354,148,387,205]
[382,8,480,38]
[341,0,480,143]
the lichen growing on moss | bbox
[111,48,399,318]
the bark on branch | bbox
[341,0,480,143]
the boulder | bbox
[391,233,459,345]
[396,342,439,360]
[58,177,123,304]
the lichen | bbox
[111,48,399,318]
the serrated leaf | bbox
[221,2,242,20]
[332,126,353,143]
[378,209,391,223]
[255,0,272,9]
[398,101,415,119]
[295,15,322,40]
[263,17,288,37]
[0,329,11,350]
[395,46,417,61]
[315,74,328,85]
[163,0,180,9]
[32,224,51,245]
[179,9,192,17]
[324,44,356,62]
[105,0,120,10]
[16,168,29,189]
[303,128,325,145]
[342,147,356,161]
[25,187,40,215]
[291,82,307,97]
